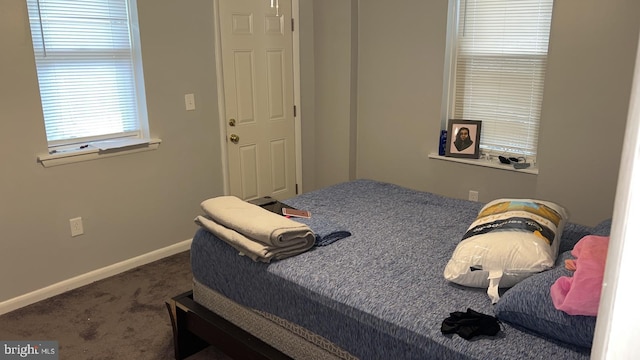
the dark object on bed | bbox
[248,196,293,215]
[441,308,501,340]
[171,179,596,359]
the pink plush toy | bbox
[550,235,610,316]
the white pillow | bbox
[444,198,568,303]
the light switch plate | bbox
[185,93,195,111]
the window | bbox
[443,0,553,159]
[27,0,148,151]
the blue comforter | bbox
[191,179,592,359]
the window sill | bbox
[428,153,538,175]
[37,138,162,168]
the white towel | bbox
[194,196,315,262]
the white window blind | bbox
[27,0,145,147]
[449,0,553,157]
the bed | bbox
[168,179,602,359]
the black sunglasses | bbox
[499,156,530,169]
[498,156,521,164]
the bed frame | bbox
[166,291,291,360]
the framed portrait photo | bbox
[445,119,482,159]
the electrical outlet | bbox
[469,190,479,202]
[70,217,84,237]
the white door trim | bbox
[213,0,302,196]
[213,0,230,195]
[292,0,303,194]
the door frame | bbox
[213,0,303,196]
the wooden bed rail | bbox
[166,291,292,360]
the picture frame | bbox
[445,119,482,159]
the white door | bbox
[219,0,297,201]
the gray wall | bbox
[0,0,224,302]
[536,0,640,224]
[299,0,317,191]
[355,0,640,226]
[2,0,638,304]
[304,0,358,191]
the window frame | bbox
[440,0,553,164]
[27,0,153,160]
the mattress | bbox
[191,179,592,359]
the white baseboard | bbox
[0,239,192,316]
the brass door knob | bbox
[229,134,240,144]
[229,118,236,126]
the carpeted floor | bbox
[0,251,230,360]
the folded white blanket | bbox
[194,196,315,262]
